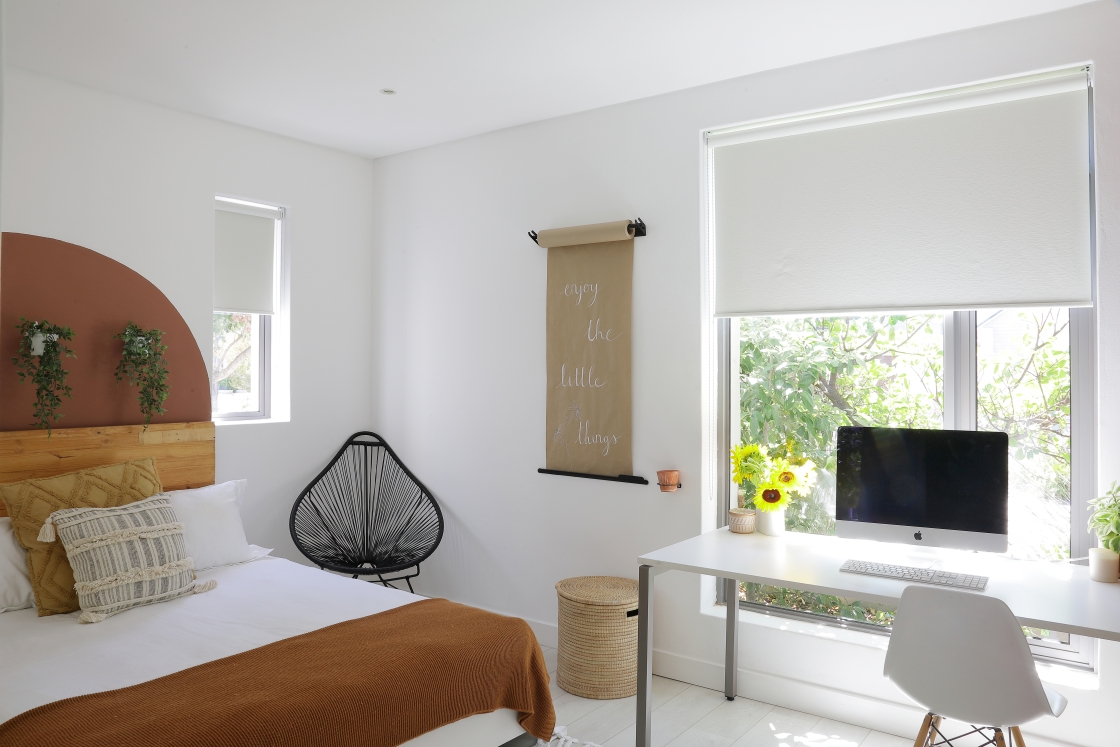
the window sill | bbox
[702,603,1099,690]
[1036,660,1099,690]
[703,602,889,651]
[214,416,290,427]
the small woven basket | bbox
[556,576,639,699]
[728,508,756,534]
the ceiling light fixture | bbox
[380,89,396,95]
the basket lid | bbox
[556,576,639,606]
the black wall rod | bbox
[528,218,646,246]
[538,468,649,485]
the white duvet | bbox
[0,556,528,746]
[0,556,421,722]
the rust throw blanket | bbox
[0,598,555,746]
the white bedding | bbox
[0,557,525,745]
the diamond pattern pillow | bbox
[45,494,215,623]
[0,459,163,615]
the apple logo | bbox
[914,531,923,541]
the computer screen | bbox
[835,427,1008,549]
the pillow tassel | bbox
[37,516,56,543]
[79,611,107,624]
[193,579,218,594]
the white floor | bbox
[539,645,910,747]
[538,646,1062,747]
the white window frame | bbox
[707,72,1100,672]
[212,196,285,423]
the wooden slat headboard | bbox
[0,422,215,517]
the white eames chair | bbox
[884,585,1067,747]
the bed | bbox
[0,423,552,746]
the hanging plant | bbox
[114,323,170,428]
[12,318,76,435]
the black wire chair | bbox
[290,432,444,592]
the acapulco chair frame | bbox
[289,431,444,593]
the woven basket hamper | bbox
[556,576,640,699]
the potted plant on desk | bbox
[1088,483,1120,582]
[729,442,817,536]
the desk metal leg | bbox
[637,565,655,747]
[723,577,738,700]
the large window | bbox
[707,67,1096,669]
[726,309,1093,667]
[212,197,283,421]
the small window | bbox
[212,197,283,421]
[212,311,270,418]
[976,309,1070,561]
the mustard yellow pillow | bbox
[0,459,163,616]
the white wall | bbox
[371,3,1120,746]
[1,69,376,557]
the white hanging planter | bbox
[29,331,60,357]
[757,507,786,536]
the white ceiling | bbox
[5,1,1098,159]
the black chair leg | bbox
[406,578,414,593]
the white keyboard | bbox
[840,559,987,590]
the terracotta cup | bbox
[656,470,680,492]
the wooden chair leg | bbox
[928,715,943,746]
[994,728,1007,747]
[912,713,933,747]
[1010,726,1027,747]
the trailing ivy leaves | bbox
[12,318,76,435]
[114,323,170,428]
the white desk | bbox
[634,528,1120,747]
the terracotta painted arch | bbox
[0,233,211,430]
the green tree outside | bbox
[211,312,254,409]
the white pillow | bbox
[167,480,253,570]
[0,517,34,613]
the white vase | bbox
[757,507,786,536]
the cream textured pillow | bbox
[44,495,216,623]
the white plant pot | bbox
[757,508,786,537]
[1089,547,1119,583]
[30,333,45,356]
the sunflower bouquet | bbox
[730,442,817,513]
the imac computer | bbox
[834,426,1008,553]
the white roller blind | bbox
[712,70,1092,317]
[214,204,279,315]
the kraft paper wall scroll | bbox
[530,219,648,484]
